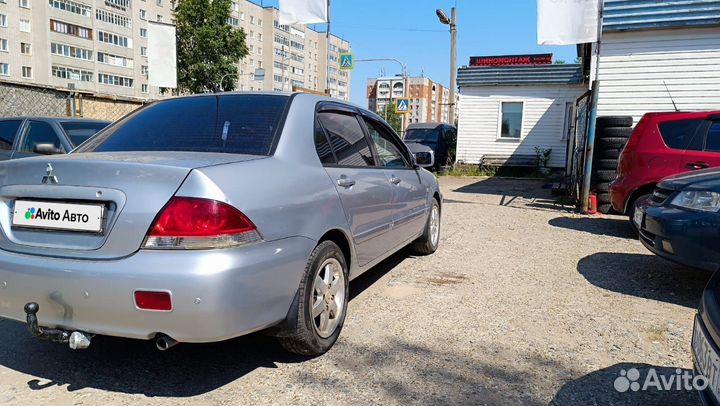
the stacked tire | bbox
[591,116,634,213]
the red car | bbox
[610,110,720,225]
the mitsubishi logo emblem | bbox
[42,163,58,184]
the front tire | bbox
[278,241,349,356]
[413,198,441,255]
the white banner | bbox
[537,0,601,45]
[279,0,328,25]
[148,21,177,88]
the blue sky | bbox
[262,0,578,107]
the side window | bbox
[362,117,408,168]
[705,123,720,152]
[0,120,22,150]
[317,112,375,167]
[658,119,705,151]
[19,121,64,153]
[314,119,336,164]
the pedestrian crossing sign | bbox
[339,53,354,70]
[395,98,410,114]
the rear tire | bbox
[278,241,349,356]
[412,198,440,255]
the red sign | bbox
[469,54,553,67]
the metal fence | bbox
[568,90,593,202]
[0,81,144,122]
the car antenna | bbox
[663,81,679,112]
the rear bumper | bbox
[0,236,315,343]
[639,206,720,272]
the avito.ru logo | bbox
[24,207,36,220]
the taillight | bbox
[143,197,261,249]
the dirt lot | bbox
[0,177,708,405]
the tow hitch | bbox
[24,302,93,350]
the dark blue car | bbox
[637,168,720,272]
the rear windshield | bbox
[75,95,289,155]
[60,121,110,146]
[405,129,440,144]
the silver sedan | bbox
[0,92,442,355]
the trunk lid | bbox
[0,151,263,259]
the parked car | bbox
[610,110,720,227]
[0,93,442,355]
[693,269,720,405]
[0,117,110,159]
[636,168,720,272]
[403,122,456,170]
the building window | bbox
[50,20,92,39]
[98,31,131,47]
[98,72,133,87]
[105,0,129,10]
[0,39,7,52]
[19,19,31,32]
[48,0,92,17]
[19,0,29,8]
[141,64,148,75]
[156,0,161,5]
[0,15,6,27]
[140,27,147,37]
[51,42,93,60]
[140,46,146,56]
[21,66,32,78]
[250,15,254,24]
[96,9,132,28]
[52,65,93,81]
[0,63,8,75]
[141,83,148,93]
[231,1,238,11]
[139,9,146,20]
[20,42,31,54]
[97,51,133,67]
[227,17,238,26]
[499,102,523,139]
[157,14,163,22]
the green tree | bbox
[553,60,566,65]
[379,103,403,134]
[175,0,248,93]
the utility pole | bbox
[436,7,457,125]
[325,0,331,97]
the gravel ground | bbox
[0,176,708,405]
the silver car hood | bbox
[0,152,265,260]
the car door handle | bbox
[337,178,356,188]
[687,161,709,170]
[389,176,401,185]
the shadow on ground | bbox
[552,363,701,405]
[452,177,573,211]
[549,216,637,239]
[577,252,711,308]
[0,248,411,398]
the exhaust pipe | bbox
[155,334,178,351]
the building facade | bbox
[0,0,351,102]
[367,75,451,128]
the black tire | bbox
[597,127,633,139]
[594,159,618,170]
[598,203,613,214]
[595,149,621,159]
[596,137,628,149]
[628,193,651,231]
[592,182,611,192]
[593,170,617,182]
[413,198,440,255]
[597,116,633,129]
[597,192,611,204]
[278,240,349,356]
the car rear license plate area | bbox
[12,199,105,233]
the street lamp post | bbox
[436,7,457,125]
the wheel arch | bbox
[625,183,656,213]
[317,228,353,274]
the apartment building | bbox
[0,0,351,101]
[0,0,172,99]
[232,2,351,101]
[367,75,451,127]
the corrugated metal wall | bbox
[603,0,720,31]
[596,26,720,122]
[456,85,586,167]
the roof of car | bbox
[0,117,110,123]
[406,122,455,130]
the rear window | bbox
[658,119,704,150]
[60,121,109,146]
[75,95,289,155]
[0,120,22,150]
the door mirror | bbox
[414,151,435,168]
[33,143,64,155]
